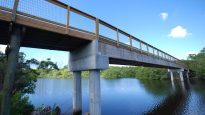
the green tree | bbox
[38,58,58,70]
[0,52,38,115]
[183,47,205,78]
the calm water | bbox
[28,78,205,115]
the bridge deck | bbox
[0,0,185,68]
[0,7,94,51]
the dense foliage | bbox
[0,52,38,115]
[101,66,168,80]
[182,47,205,78]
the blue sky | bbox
[0,0,205,68]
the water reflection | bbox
[29,78,205,115]
[138,80,171,96]
[171,80,176,92]
[143,79,205,115]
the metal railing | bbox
[0,0,184,66]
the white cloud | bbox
[168,26,190,38]
[186,51,197,55]
[0,45,6,53]
[160,12,168,20]
[185,51,197,58]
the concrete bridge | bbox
[0,0,189,115]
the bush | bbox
[11,93,34,115]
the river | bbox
[28,78,205,115]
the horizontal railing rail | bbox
[0,0,185,67]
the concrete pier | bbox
[168,69,174,82]
[73,71,82,114]
[69,40,108,115]
[170,71,174,82]
[179,71,184,82]
[89,70,101,115]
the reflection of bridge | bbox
[0,0,189,115]
[145,80,189,115]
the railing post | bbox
[129,35,132,50]
[66,5,70,34]
[140,40,142,52]
[153,48,154,55]
[157,50,159,57]
[116,29,119,47]
[146,45,149,54]
[11,0,19,22]
[95,18,99,39]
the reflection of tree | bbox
[191,79,205,103]
[139,80,171,96]
[144,81,190,115]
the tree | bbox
[183,47,205,77]
[38,58,58,70]
[0,52,38,115]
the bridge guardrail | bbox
[0,0,185,66]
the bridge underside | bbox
[109,58,178,69]
[99,38,183,69]
[0,20,90,51]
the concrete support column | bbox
[73,71,82,115]
[179,71,184,82]
[170,71,174,82]
[89,70,101,115]
[1,27,22,115]
[168,69,174,82]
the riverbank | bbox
[36,67,169,80]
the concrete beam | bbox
[73,71,82,115]
[99,41,184,69]
[69,40,108,71]
[89,70,101,115]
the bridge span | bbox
[0,0,189,115]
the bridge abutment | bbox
[69,40,108,115]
